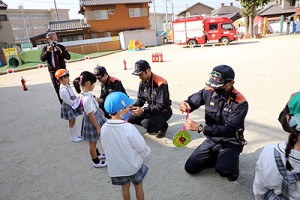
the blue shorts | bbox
[111,164,148,186]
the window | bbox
[209,24,218,31]
[61,35,84,42]
[94,10,108,20]
[0,15,8,21]
[290,0,295,6]
[90,33,97,39]
[104,32,111,37]
[129,8,141,18]
[221,23,233,30]
[107,9,114,14]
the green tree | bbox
[237,0,272,37]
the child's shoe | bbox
[93,160,107,168]
[70,136,83,142]
[98,153,106,160]
[69,127,82,142]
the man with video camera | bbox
[40,32,71,104]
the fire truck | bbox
[172,16,238,46]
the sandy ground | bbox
[1,34,300,200]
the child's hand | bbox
[97,127,101,136]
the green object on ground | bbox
[8,57,20,68]
[173,131,191,147]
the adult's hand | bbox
[130,106,144,116]
[184,119,199,131]
[179,101,191,112]
[47,45,53,52]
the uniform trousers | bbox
[185,138,243,179]
[128,109,172,133]
[49,71,62,104]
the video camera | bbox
[50,41,60,52]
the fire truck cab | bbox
[172,16,238,46]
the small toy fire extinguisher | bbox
[21,76,28,91]
[152,53,155,62]
[155,53,159,62]
[159,52,163,62]
[123,59,127,70]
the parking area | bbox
[0,34,299,200]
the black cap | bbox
[94,65,107,78]
[132,60,150,75]
[206,65,235,89]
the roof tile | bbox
[0,0,8,9]
[212,5,239,16]
[258,4,295,15]
[49,19,90,31]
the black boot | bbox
[156,123,168,138]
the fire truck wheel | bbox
[188,40,197,46]
[220,37,229,45]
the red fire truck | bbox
[172,16,238,45]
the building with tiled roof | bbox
[79,0,151,39]
[176,2,214,18]
[48,19,90,32]
[30,19,91,46]
[258,0,299,21]
[211,2,241,21]
[257,0,300,33]
[0,0,8,10]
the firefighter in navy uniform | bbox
[179,65,248,181]
[128,60,172,138]
[94,65,127,118]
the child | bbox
[253,93,300,200]
[54,69,82,142]
[73,71,107,168]
[101,92,150,200]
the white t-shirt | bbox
[253,143,300,200]
[59,84,76,106]
[81,92,98,114]
[101,120,150,177]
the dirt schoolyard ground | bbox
[1,34,300,200]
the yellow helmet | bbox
[55,69,68,79]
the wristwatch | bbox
[198,124,203,133]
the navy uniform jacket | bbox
[40,43,70,73]
[185,86,248,145]
[133,73,172,116]
[100,76,127,102]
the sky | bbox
[5,0,241,19]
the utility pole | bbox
[165,0,168,31]
[153,0,157,36]
[54,0,60,21]
[18,4,31,50]
[171,1,174,20]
